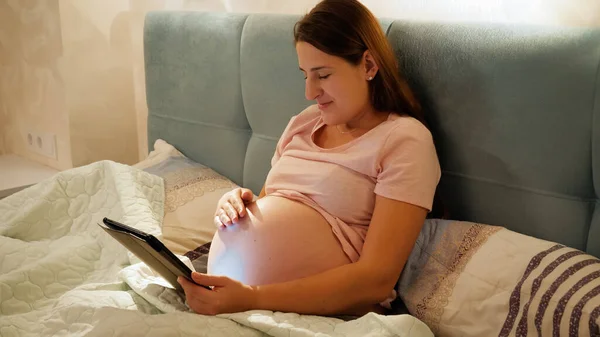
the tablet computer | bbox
[98,217,211,293]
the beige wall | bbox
[0,99,6,155]
[59,0,139,167]
[0,0,72,170]
[0,128,5,156]
[1,0,599,170]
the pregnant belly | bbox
[207,195,351,285]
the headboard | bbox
[143,11,600,257]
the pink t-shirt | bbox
[264,104,441,262]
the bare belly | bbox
[207,195,351,285]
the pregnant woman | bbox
[178,0,441,317]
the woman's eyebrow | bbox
[299,66,331,72]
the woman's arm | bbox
[252,195,427,315]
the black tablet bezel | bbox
[101,217,211,291]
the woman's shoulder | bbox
[384,114,434,144]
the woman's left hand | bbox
[177,272,257,315]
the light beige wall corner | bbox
[129,9,149,161]
[0,103,6,155]
[0,84,5,155]
[0,130,5,156]
[0,0,72,170]
[59,0,140,167]
[129,1,168,162]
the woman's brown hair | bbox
[294,0,425,126]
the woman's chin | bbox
[319,111,342,126]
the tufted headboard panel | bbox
[144,12,600,256]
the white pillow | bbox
[134,139,238,254]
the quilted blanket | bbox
[0,161,433,337]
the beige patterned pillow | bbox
[134,139,237,255]
[399,219,600,337]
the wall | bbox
[0,100,6,155]
[59,0,139,167]
[1,0,599,169]
[0,0,72,170]
[0,80,4,155]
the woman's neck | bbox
[343,106,388,132]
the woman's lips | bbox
[318,101,332,109]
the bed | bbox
[1,11,600,337]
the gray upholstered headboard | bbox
[144,11,600,257]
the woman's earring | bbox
[368,76,373,81]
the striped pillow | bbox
[398,219,600,337]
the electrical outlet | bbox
[25,131,37,153]
[25,131,57,160]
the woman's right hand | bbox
[214,188,255,229]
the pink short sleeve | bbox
[374,122,441,211]
[271,116,297,167]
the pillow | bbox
[397,219,600,337]
[134,139,238,255]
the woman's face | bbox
[296,42,373,125]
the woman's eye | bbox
[303,74,330,80]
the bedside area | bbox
[0,154,60,199]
